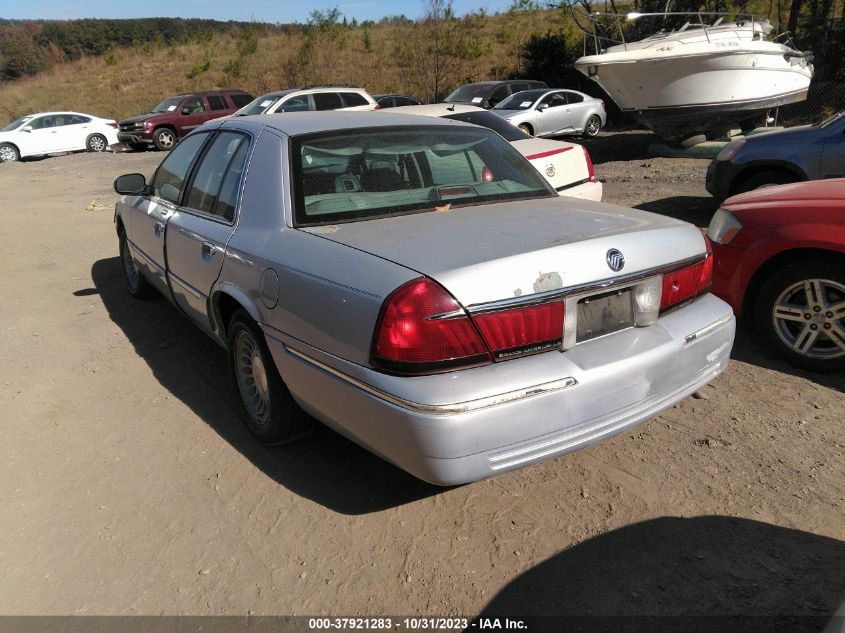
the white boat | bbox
[574,13,814,142]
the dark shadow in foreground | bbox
[90,257,443,515]
[577,132,656,164]
[635,195,721,228]
[476,515,845,633]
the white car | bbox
[231,86,378,117]
[392,103,603,201]
[0,111,119,162]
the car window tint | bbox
[230,93,253,108]
[53,115,69,127]
[182,98,205,114]
[313,92,344,111]
[488,85,509,107]
[214,138,250,221]
[67,115,90,124]
[541,93,567,108]
[278,95,311,112]
[378,96,395,108]
[207,95,228,111]
[184,132,248,218]
[152,133,209,204]
[29,116,54,129]
[565,92,584,104]
[341,92,368,107]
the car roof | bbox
[174,89,249,97]
[21,111,100,118]
[217,110,476,136]
[391,104,486,117]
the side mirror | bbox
[21,125,32,132]
[538,103,549,111]
[181,107,192,115]
[114,173,147,195]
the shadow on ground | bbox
[578,131,656,164]
[634,195,721,228]
[90,257,443,515]
[477,515,845,633]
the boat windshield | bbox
[493,90,548,111]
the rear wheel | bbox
[86,133,108,152]
[119,231,154,299]
[518,123,533,136]
[227,310,312,444]
[0,143,20,162]
[583,115,602,137]
[153,127,177,151]
[735,170,797,194]
[754,262,845,372]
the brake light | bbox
[372,278,490,374]
[473,302,564,359]
[582,145,596,181]
[107,122,118,128]
[660,236,713,311]
[374,104,381,110]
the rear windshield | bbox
[152,98,182,113]
[235,94,286,116]
[494,89,548,111]
[443,84,494,104]
[443,111,529,142]
[291,125,553,227]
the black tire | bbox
[754,261,845,372]
[583,115,602,138]
[153,127,177,151]
[227,310,312,444]
[119,231,154,299]
[735,170,797,194]
[0,143,20,163]
[518,123,533,136]
[86,133,108,152]
[679,134,707,148]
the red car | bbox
[707,179,845,372]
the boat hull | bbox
[576,46,813,141]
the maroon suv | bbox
[117,89,253,151]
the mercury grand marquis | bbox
[113,111,735,485]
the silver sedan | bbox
[113,111,734,485]
[493,89,607,138]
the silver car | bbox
[113,112,734,485]
[493,89,607,138]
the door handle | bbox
[201,241,218,257]
[154,221,165,237]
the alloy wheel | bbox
[771,278,845,360]
[0,146,18,162]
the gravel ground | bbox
[0,132,842,630]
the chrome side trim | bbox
[285,346,578,416]
[467,255,705,315]
[684,312,734,345]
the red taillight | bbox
[107,122,118,128]
[473,302,564,359]
[660,236,713,311]
[374,104,381,110]
[582,145,596,182]
[372,278,490,374]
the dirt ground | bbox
[0,131,843,627]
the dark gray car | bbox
[706,111,845,199]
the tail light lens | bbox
[473,302,564,360]
[660,236,713,312]
[107,122,118,128]
[582,145,596,182]
[374,104,381,110]
[372,278,490,374]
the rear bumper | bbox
[266,294,735,485]
[560,180,603,202]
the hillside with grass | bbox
[0,0,842,124]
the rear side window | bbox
[207,95,228,111]
[66,115,91,124]
[184,132,249,221]
[341,92,369,107]
[313,92,344,111]
[565,92,584,104]
[152,133,209,204]
[377,96,395,108]
[230,93,253,108]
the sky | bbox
[0,0,516,23]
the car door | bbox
[56,114,92,151]
[535,92,569,136]
[128,132,210,296]
[165,131,250,335]
[820,121,845,179]
[563,92,590,132]
[176,97,209,136]
[22,115,66,155]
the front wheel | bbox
[0,143,20,163]
[518,123,533,136]
[153,128,177,151]
[754,262,845,372]
[86,133,108,152]
[227,310,312,444]
[583,115,602,137]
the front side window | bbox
[29,116,55,130]
[181,98,205,114]
[292,125,552,227]
[278,95,311,112]
[540,92,568,109]
[313,92,344,111]
[152,132,209,204]
[184,132,249,220]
